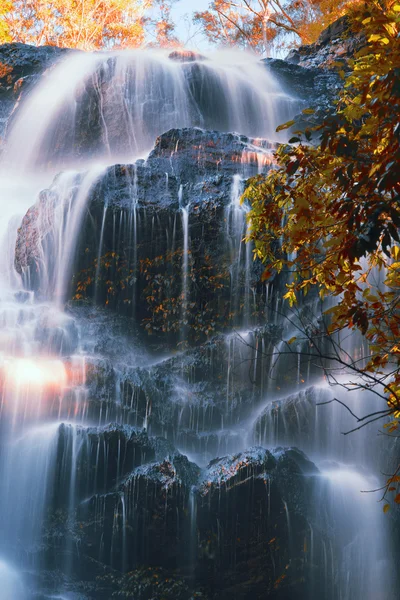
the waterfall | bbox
[0,423,60,566]
[0,44,396,599]
[226,174,247,325]
[0,560,26,599]
[313,467,392,600]
[225,174,254,327]
[179,184,190,339]
[52,167,106,305]
[4,49,296,173]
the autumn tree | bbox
[148,0,180,48]
[244,0,400,503]
[194,0,362,55]
[0,0,179,49]
[0,1,12,43]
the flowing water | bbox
[0,48,397,598]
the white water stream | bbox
[0,47,396,598]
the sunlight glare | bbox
[3,358,67,390]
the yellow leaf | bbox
[276,120,295,132]
[383,503,390,513]
[283,289,297,307]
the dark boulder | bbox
[0,43,69,90]
[194,446,327,599]
[76,452,200,573]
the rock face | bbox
[195,446,320,600]
[81,325,284,460]
[0,43,69,142]
[40,425,328,600]
[286,16,364,70]
[264,18,365,119]
[263,57,340,111]
[15,127,278,347]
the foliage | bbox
[139,248,229,342]
[244,0,400,501]
[0,0,178,49]
[73,251,133,306]
[73,246,241,344]
[0,61,13,83]
[149,0,180,48]
[0,1,12,43]
[101,566,207,599]
[194,0,361,55]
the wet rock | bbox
[104,567,209,599]
[0,43,68,90]
[15,128,277,344]
[40,425,191,586]
[264,58,340,109]
[286,16,364,71]
[169,50,207,62]
[148,127,276,180]
[74,324,283,457]
[54,422,175,503]
[194,446,325,599]
[77,452,200,573]
[0,43,70,142]
[45,439,329,599]
[253,386,330,450]
[264,17,365,131]
[30,563,116,599]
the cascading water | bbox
[179,184,190,339]
[0,44,397,599]
[4,49,296,172]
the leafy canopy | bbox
[0,0,178,49]
[194,0,362,55]
[244,0,400,499]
